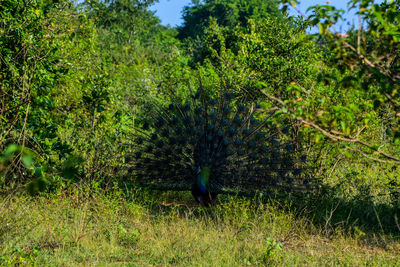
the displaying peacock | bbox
[127,86,315,206]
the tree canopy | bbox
[178,0,282,40]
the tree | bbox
[277,0,400,163]
[0,0,114,189]
[178,0,281,40]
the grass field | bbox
[1,185,399,266]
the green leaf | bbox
[22,155,34,168]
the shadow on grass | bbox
[120,182,400,238]
[295,186,400,236]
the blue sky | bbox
[149,0,377,32]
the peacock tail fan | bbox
[126,86,318,202]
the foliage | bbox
[0,0,92,186]
[285,0,400,153]
[0,0,184,191]
[178,0,281,40]
[192,17,319,98]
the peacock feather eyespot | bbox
[256,132,266,139]
[272,139,280,146]
[223,106,231,114]
[161,128,170,137]
[155,119,164,128]
[287,157,296,164]
[238,150,245,156]
[233,115,242,125]
[142,122,150,130]
[171,117,178,125]
[178,137,187,145]
[234,138,243,145]
[197,118,205,125]
[156,140,164,148]
[238,104,245,112]
[285,144,294,151]
[145,145,153,153]
[228,126,236,134]
[169,137,177,145]
[209,111,217,120]
[209,98,217,105]
[224,92,234,100]
[186,127,195,135]
[135,137,143,145]
[247,140,255,148]
[243,128,250,135]
[250,162,257,168]
[198,130,205,137]
[223,138,230,145]
[150,133,158,141]
[195,107,202,114]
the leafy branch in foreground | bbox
[262,91,400,164]
[307,0,400,135]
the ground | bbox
[1,186,399,266]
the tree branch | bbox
[262,91,400,163]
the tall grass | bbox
[1,184,399,266]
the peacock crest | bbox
[127,86,315,206]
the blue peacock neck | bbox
[196,166,211,193]
[192,166,218,206]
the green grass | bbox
[1,185,399,266]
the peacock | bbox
[127,86,314,206]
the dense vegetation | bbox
[1,0,399,264]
